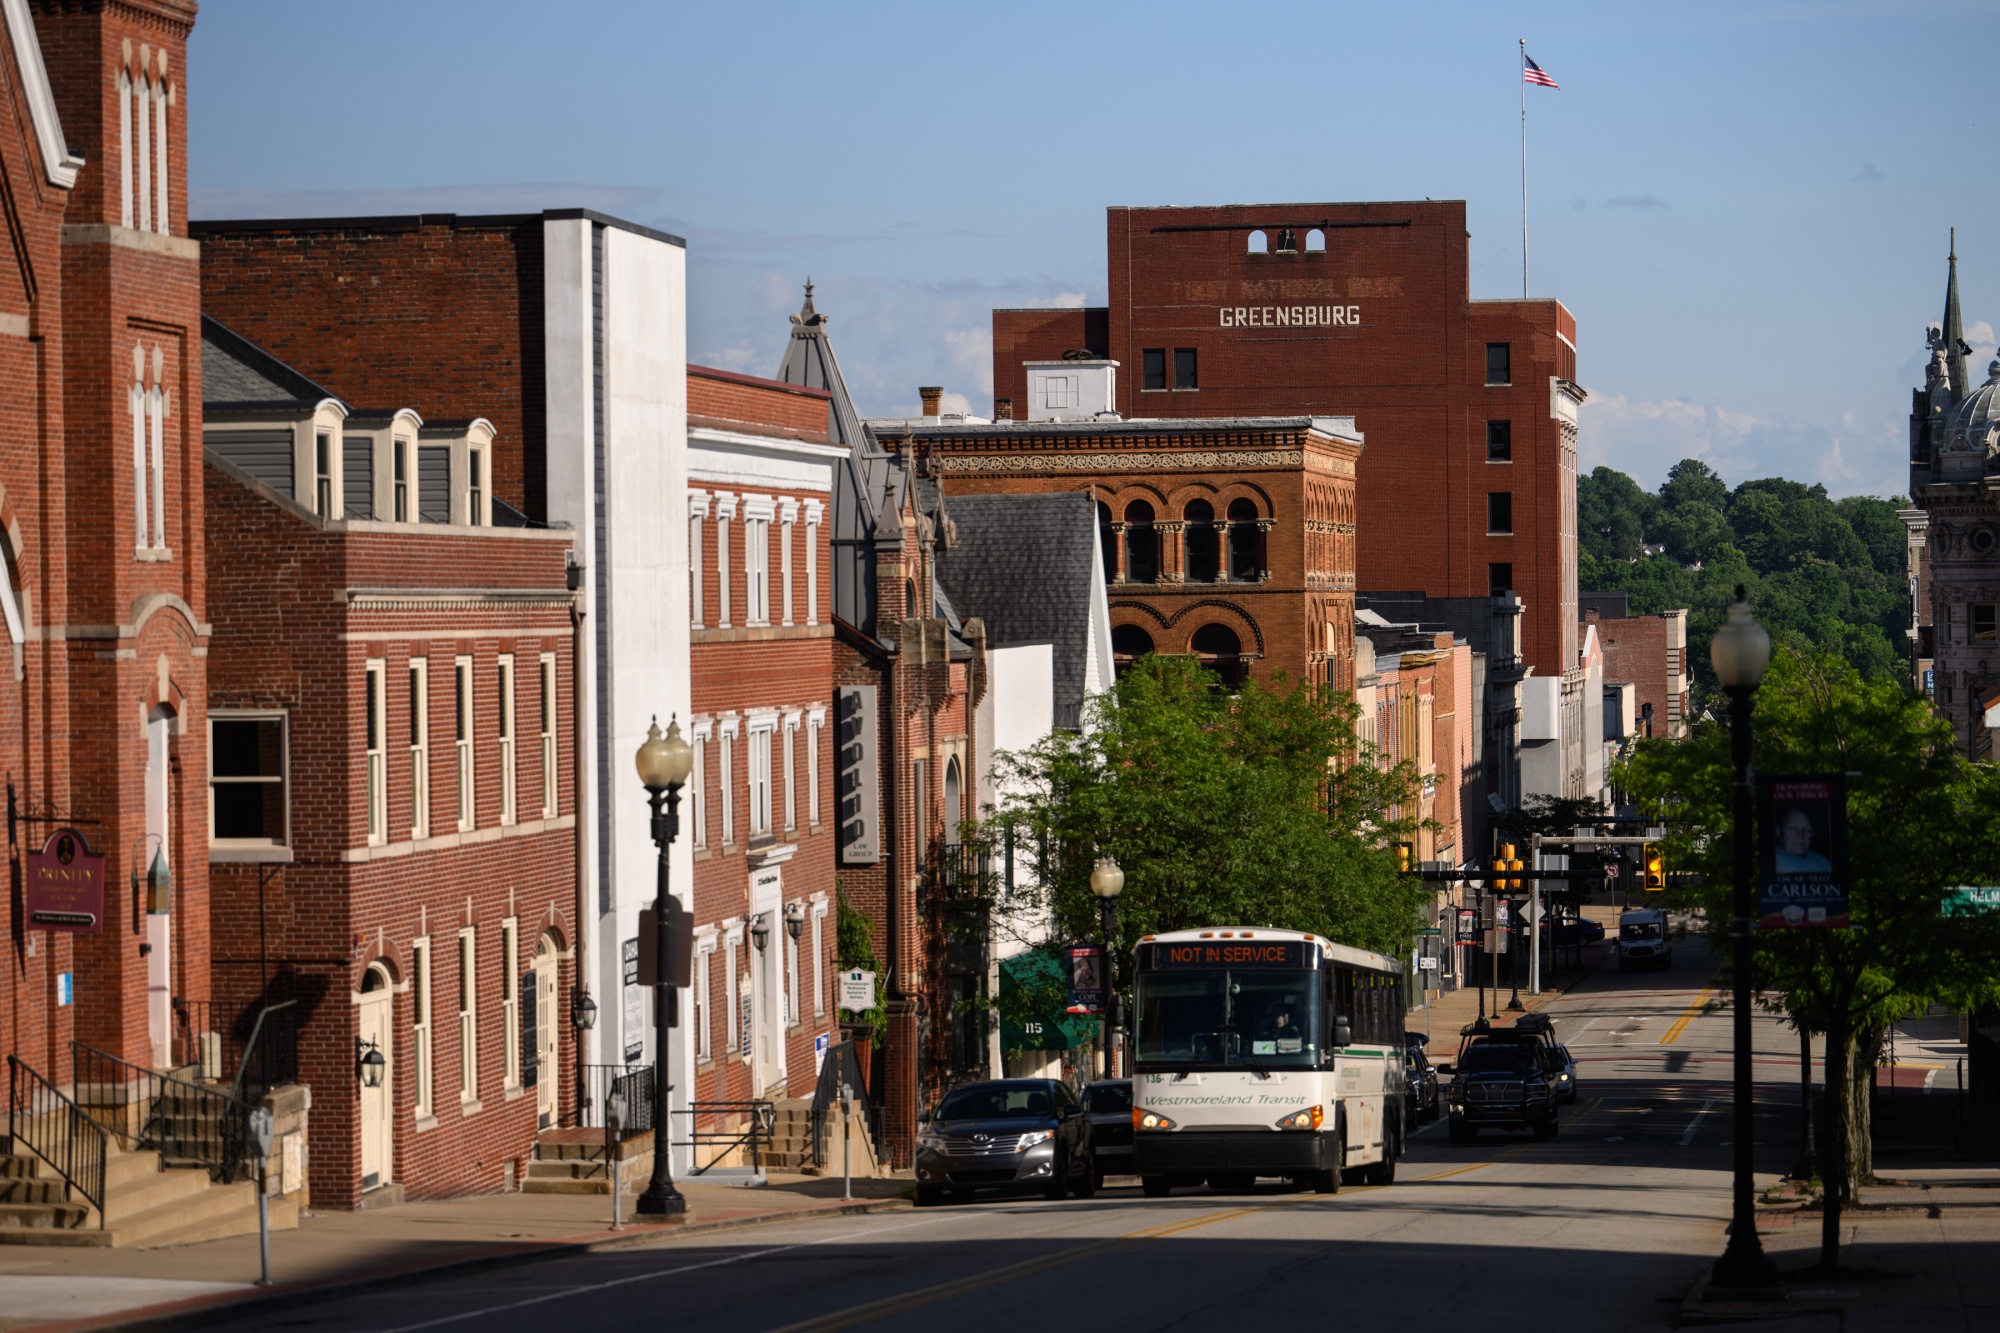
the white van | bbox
[1615,909,1673,971]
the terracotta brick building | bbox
[203,322,579,1207]
[1579,593,1689,741]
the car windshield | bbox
[1135,968,1319,1069]
[1460,1042,1539,1074]
[935,1083,1054,1121]
[1085,1084,1131,1114]
[1621,920,1663,942]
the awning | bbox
[998,949,1098,1052]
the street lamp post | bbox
[1709,587,1779,1290]
[634,716,693,1217]
[1089,857,1124,1080]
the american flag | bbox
[1523,54,1559,88]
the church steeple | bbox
[1945,228,1970,402]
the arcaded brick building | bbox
[684,365,841,1114]
[2,1,211,1082]
[203,324,578,1207]
[992,202,1584,686]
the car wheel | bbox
[916,1184,944,1207]
[1309,1169,1340,1194]
[1073,1152,1097,1199]
[1043,1152,1069,1201]
[1141,1175,1172,1198]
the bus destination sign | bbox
[1146,941,1307,970]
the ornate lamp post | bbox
[634,716,693,1217]
[1709,587,1779,1290]
[1090,857,1125,1079]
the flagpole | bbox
[1520,37,1528,298]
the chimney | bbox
[994,397,1013,421]
[918,386,943,418]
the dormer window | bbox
[314,433,333,516]
[468,449,485,526]
[393,439,410,521]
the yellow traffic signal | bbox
[1643,843,1666,890]
[1510,857,1525,893]
[1394,842,1414,874]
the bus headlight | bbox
[1133,1108,1177,1131]
[1274,1105,1324,1132]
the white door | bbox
[358,968,393,1191]
[754,924,784,1096]
[534,935,559,1128]
[145,712,173,1069]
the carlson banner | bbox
[1065,945,1108,1015]
[26,828,106,932]
[1758,774,1849,929]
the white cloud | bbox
[1584,390,1906,498]
[938,391,977,416]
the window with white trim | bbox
[131,344,168,553]
[716,501,733,627]
[314,432,334,517]
[209,712,287,848]
[118,67,133,228]
[409,660,430,839]
[720,724,737,846]
[690,723,709,850]
[497,654,516,826]
[539,653,557,818]
[724,936,740,1052]
[785,909,800,1026]
[805,504,822,626]
[689,494,706,628]
[393,438,411,522]
[807,711,823,828]
[695,939,715,1062]
[458,927,478,1102]
[501,918,521,1090]
[745,513,771,626]
[365,660,386,845]
[780,504,796,627]
[748,722,773,840]
[782,716,798,834]
[413,937,433,1117]
[468,449,486,526]
[812,903,827,1017]
[455,657,474,831]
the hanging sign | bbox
[26,829,106,932]
[838,969,876,1013]
[1758,774,1849,929]
[1066,945,1108,1015]
[1942,886,2000,917]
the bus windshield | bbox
[1134,969,1319,1069]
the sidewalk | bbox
[0,1170,911,1333]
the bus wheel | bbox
[1310,1169,1340,1194]
[1364,1126,1398,1186]
[1141,1175,1172,1198]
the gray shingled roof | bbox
[935,492,1099,730]
[775,282,867,449]
[201,315,342,408]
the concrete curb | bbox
[15,1194,913,1333]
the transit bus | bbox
[1129,927,1406,1197]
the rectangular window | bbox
[1488,492,1514,534]
[393,439,411,522]
[780,515,795,627]
[1486,420,1512,462]
[805,513,820,625]
[419,446,451,524]
[724,938,740,1052]
[1974,604,1996,643]
[689,502,705,628]
[812,906,826,1017]
[413,938,433,1117]
[1042,375,1077,410]
[782,720,798,834]
[691,731,708,850]
[1485,342,1512,385]
[786,915,800,1027]
[716,513,732,627]
[209,713,287,847]
[749,725,773,840]
[1489,562,1515,596]
[365,660,387,845]
[1142,348,1166,391]
[720,729,736,846]
[807,715,822,828]
[746,517,770,625]
[1174,347,1199,390]
[539,653,557,818]
[314,432,334,517]
[695,942,714,1061]
[497,654,516,826]
[502,919,520,1090]
[913,758,928,865]
[455,657,474,831]
[458,927,477,1102]
[468,449,485,526]
[409,660,430,839]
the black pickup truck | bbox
[1439,1018,1561,1144]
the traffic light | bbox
[1394,841,1414,874]
[1510,856,1525,894]
[1498,843,1522,893]
[1642,843,1666,890]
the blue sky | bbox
[187,1,2000,499]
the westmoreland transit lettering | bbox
[1219,305,1361,329]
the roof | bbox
[933,493,1101,729]
[201,315,343,410]
[774,282,868,449]
[875,415,1364,445]
[188,207,685,250]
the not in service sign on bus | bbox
[1758,774,1849,929]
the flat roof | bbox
[190,207,686,250]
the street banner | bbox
[1758,774,1849,929]
[1066,945,1107,1014]
[26,828,105,932]
[1455,908,1477,942]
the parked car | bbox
[1439,1022,1561,1144]
[1081,1079,1133,1185]
[1615,908,1674,971]
[1404,1035,1441,1123]
[1548,1042,1579,1103]
[1554,915,1606,946]
[914,1079,1096,1207]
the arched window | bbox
[1275,228,1297,254]
[905,580,918,618]
[943,757,962,845]
[1111,624,1154,677]
[1246,229,1268,255]
[1191,624,1245,689]
[1306,228,1326,253]
[1097,500,1116,583]
[1227,499,1263,581]
[1123,500,1158,584]
[1183,498,1219,583]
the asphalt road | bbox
[219,936,1801,1333]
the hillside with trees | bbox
[1578,460,1911,694]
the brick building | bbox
[684,365,842,1113]
[1354,614,1475,867]
[1579,592,1689,741]
[193,210,696,1158]
[2,0,211,1083]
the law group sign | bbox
[1758,774,1849,929]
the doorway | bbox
[358,964,394,1192]
[145,709,173,1068]
[534,933,559,1129]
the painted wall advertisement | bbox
[25,829,105,932]
[1758,774,1849,929]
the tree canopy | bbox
[1579,460,1910,694]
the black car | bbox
[1440,1024,1561,1143]
[1081,1079,1133,1186]
[914,1079,1096,1206]
[1404,1035,1441,1123]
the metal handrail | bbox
[6,1055,107,1228]
[580,1063,654,1131]
[809,1040,879,1166]
[231,1000,299,1103]
[71,1042,252,1185]
[673,1100,775,1176]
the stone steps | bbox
[0,1139,300,1248]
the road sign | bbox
[1417,955,1439,971]
[1604,863,1620,880]
[1942,886,2000,917]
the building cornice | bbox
[341,588,578,612]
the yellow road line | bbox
[1659,987,1715,1046]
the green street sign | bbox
[1941,886,2000,917]
[1414,927,1442,937]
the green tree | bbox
[1615,648,2000,1272]
[992,654,1431,970]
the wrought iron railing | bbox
[70,1043,252,1185]
[232,1001,298,1104]
[672,1100,774,1176]
[6,1055,107,1228]
[808,1039,880,1167]
[171,996,300,1099]
[580,1063,655,1132]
